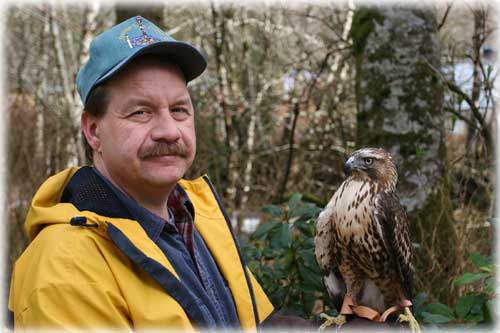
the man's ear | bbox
[81,112,101,153]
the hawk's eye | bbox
[364,158,374,165]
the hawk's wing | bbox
[314,205,345,309]
[314,207,335,274]
[374,191,413,300]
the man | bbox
[8,16,280,331]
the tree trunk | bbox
[466,8,487,159]
[352,6,456,303]
[74,2,100,165]
[353,6,446,213]
[210,4,238,206]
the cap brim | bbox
[96,41,207,86]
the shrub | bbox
[240,193,336,318]
[414,251,496,327]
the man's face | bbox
[87,58,196,199]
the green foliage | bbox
[241,194,333,318]
[414,252,496,327]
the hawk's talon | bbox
[318,313,346,331]
[397,307,421,333]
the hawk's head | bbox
[344,148,397,189]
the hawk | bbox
[314,148,419,331]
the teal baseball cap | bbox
[76,16,207,106]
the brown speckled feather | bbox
[374,191,412,300]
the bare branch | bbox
[438,1,454,30]
[444,107,480,130]
[425,59,494,154]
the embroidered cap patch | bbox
[122,17,162,48]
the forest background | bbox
[6,0,498,329]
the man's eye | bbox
[129,110,148,117]
[171,107,188,113]
[171,108,190,119]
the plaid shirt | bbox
[166,186,203,284]
[167,187,194,252]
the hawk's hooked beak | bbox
[343,156,362,176]
[343,157,354,176]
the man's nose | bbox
[150,110,181,142]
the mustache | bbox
[138,142,189,159]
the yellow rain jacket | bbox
[9,167,273,330]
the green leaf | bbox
[303,238,315,249]
[486,300,495,318]
[485,277,495,294]
[294,220,314,237]
[297,248,317,268]
[456,295,475,318]
[273,288,287,308]
[465,311,484,322]
[425,303,455,319]
[484,299,493,323]
[298,265,323,290]
[262,246,276,259]
[470,252,489,270]
[282,303,306,318]
[421,312,453,324]
[453,272,489,286]
[303,289,317,314]
[262,205,284,217]
[251,220,281,240]
[283,248,294,270]
[270,230,283,249]
[247,260,259,272]
[288,193,302,210]
[240,244,257,262]
[261,265,275,276]
[300,284,317,293]
[279,223,292,248]
[412,292,427,311]
[464,312,484,323]
[291,204,321,221]
[479,266,492,273]
[465,295,486,322]
[470,295,485,314]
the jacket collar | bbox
[61,166,195,243]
